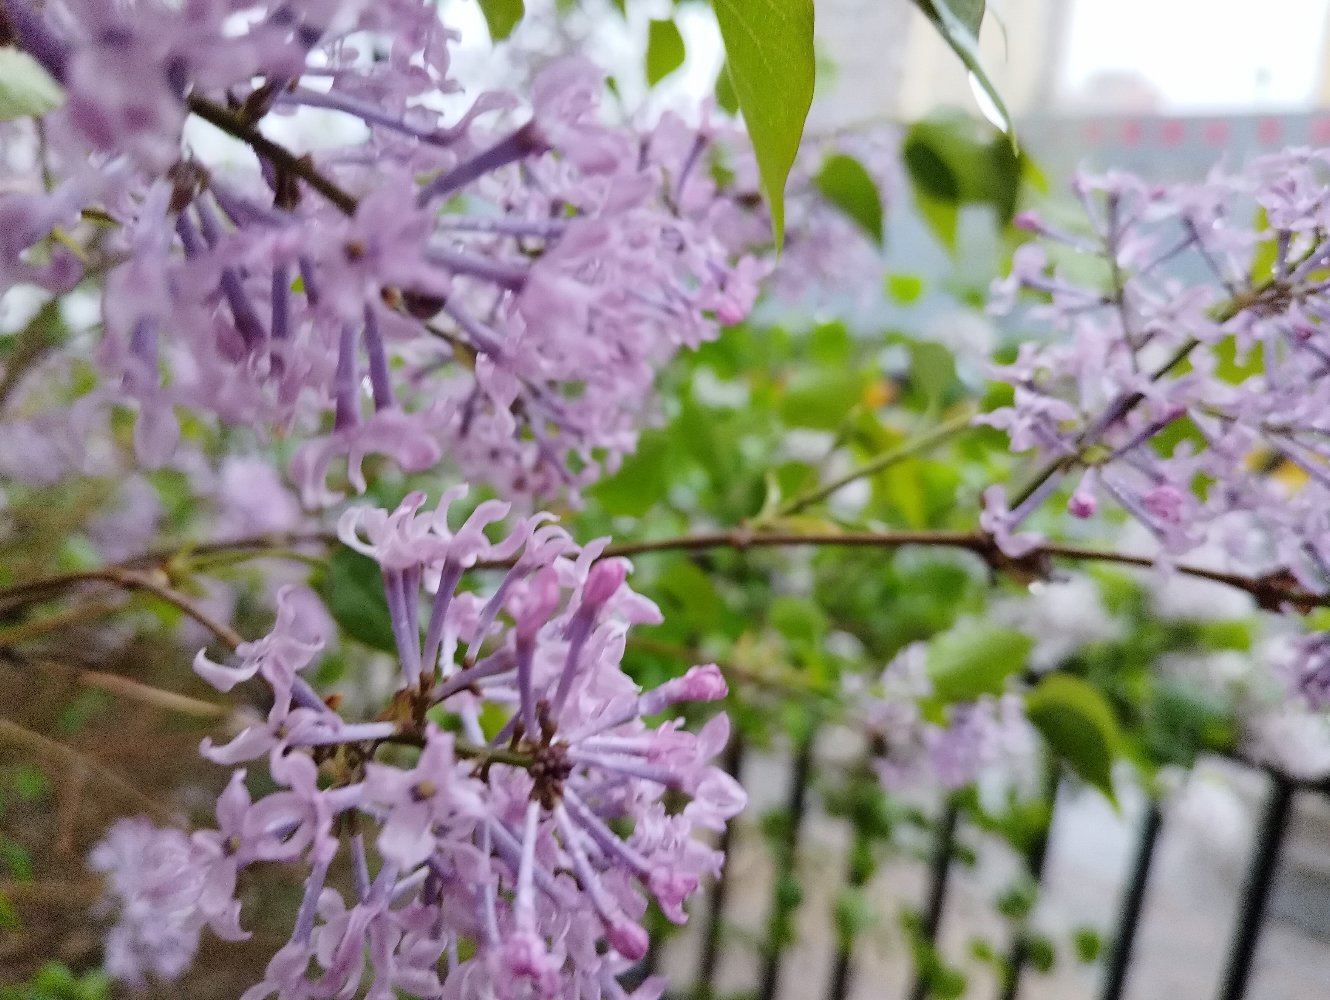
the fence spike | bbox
[695,733,746,998]
[906,796,962,1000]
[1100,799,1163,1000]
[999,767,1061,1000]
[758,719,819,1000]
[1216,774,1294,1000]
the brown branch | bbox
[0,532,335,622]
[597,528,1323,613]
[184,93,360,216]
[0,566,243,650]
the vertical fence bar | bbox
[1099,799,1163,1000]
[907,797,961,1000]
[758,722,818,1000]
[999,769,1060,1000]
[826,828,872,1000]
[695,734,747,998]
[1215,774,1294,1000]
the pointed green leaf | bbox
[1025,673,1120,802]
[477,0,525,41]
[0,48,65,122]
[813,153,884,245]
[713,0,815,249]
[927,625,1031,702]
[646,18,686,86]
[912,0,1012,137]
[317,548,396,653]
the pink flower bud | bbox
[606,919,649,961]
[582,559,627,607]
[1068,468,1098,518]
[1012,210,1041,231]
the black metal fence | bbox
[640,734,1321,1000]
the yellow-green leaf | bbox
[646,19,686,86]
[927,625,1031,702]
[477,0,524,42]
[0,48,65,122]
[1025,673,1120,802]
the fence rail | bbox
[666,740,1321,1000]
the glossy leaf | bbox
[1025,673,1120,802]
[0,48,65,122]
[927,625,1031,702]
[911,0,1011,136]
[317,548,396,654]
[646,19,686,86]
[477,0,524,42]
[713,0,815,249]
[814,153,884,245]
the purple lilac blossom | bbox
[91,488,744,998]
[981,158,1330,584]
[860,642,1035,791]
[0,0,762,507]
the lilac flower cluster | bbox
[860,643,1034,791]
[0,0,760,505]
[980,154,1330,588]
[91,488,743,998]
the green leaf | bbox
[714,61,739,115]
[12,766,47,801]
[0,892,17,932]
[317,547,396,653]
[0,837,32,881]
[1025,932,1056,973]
[769,595,828,647]
[813,154,884,245]
[588,430,671,517]
[713,0,815,249]
[477,0,525,41]
[911,0,1011,136]
[1073,927,1102,963]
[901,112,1023,250]
[0,48,65,122]
[927,625,1031,702]
[834,886,874,948]
[1025,673,1120,802]
[909,341,956,408]
[885,273,924,304]
[780,368,865,429]
[653,560,721,635]
[646,19,686,86]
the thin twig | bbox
[184,93,360,216]
[773,408,976,518]
[24,657,230,719]
[0,718,175,824]
[0,599,123,646]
